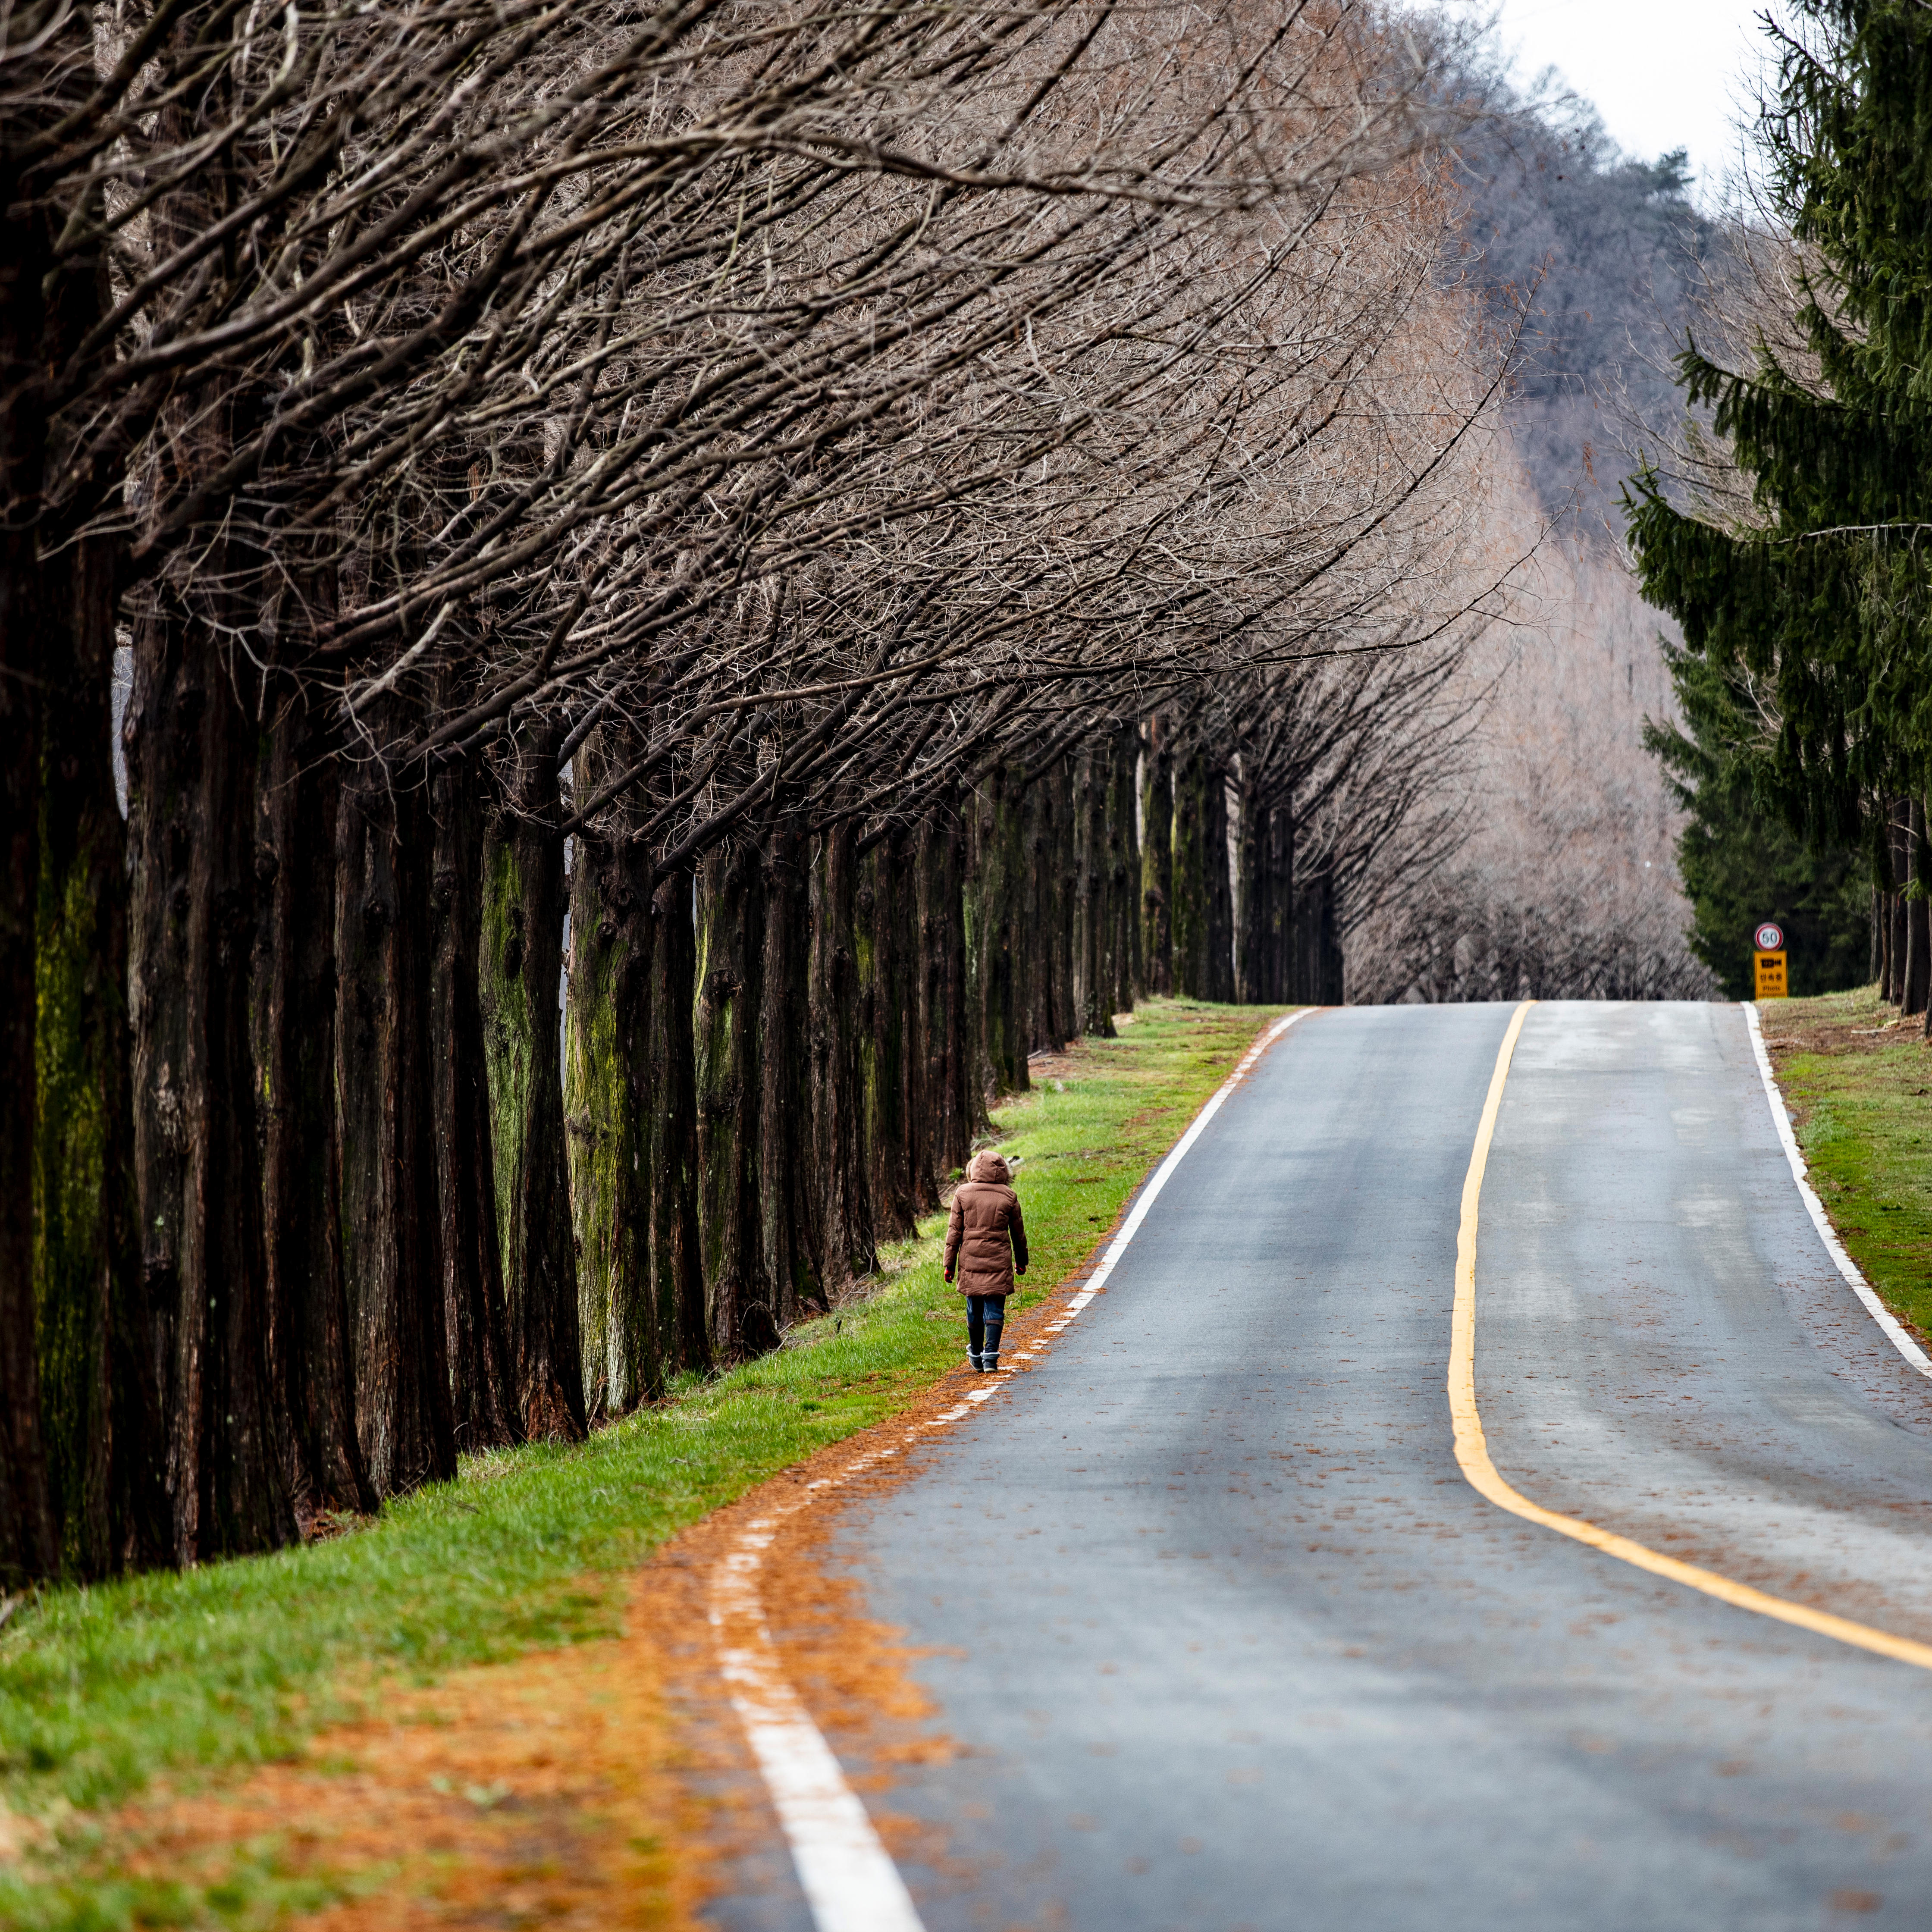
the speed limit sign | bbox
[1754,922,1785,952]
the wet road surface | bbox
[708,1002,1932,1932]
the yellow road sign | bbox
[1755,950,1788,999]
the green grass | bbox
[0,997,1283,1928]
[1766,984,1932,1339]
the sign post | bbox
[1753,922,1788,1000]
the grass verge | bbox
[0,997,1285,1928]
[1760,985,1932,1342]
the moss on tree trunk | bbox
[35,535,168,1577]
[563,746,659,1415]
[480,731,586,1441]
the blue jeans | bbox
[967,1295,1007,1350]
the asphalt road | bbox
[710,1001,1932,1932]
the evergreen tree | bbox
[1627,0,1932,868]
[1644,645,1871,998]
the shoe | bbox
[968,1349,983,1371]
[982,1349,1001,1373]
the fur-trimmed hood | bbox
[945,1152,1027,1295]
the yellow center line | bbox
[1452,999,1932,1674]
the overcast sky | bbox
[1479,0,1781,205]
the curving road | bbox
[709,1002,1932,1932]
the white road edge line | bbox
[708,1005,1317,1931]
[1744,1000,1932,1379]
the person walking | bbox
[944,1148,1028,1371]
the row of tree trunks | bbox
[1170,747,1237,1002]
[961,737,1146,1106]
[1236,789,1291,1005]
[129,596,298,1565]
[120,607,577,1564]
[14,678,1315,1587]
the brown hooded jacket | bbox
[944,1150,1029,1296]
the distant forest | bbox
[1387,56,1873,1004]
[1456,91,1708,524]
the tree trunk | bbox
[564,803,654,1420]
[1109,721,1141,1012]
[431,746,521,1451]
[861,830,916,1243]
[1888,803,1908,1006]
[1236,784,1295,1006]
[1047,759,1077,1047]
[1204,765,1236,1002]
[1267,805,1295,1003]
[695,841,766,1357]
[35,533,167,1575]
[968,766,1028,1096]
[761,822,823,1319]
[1022,776,1056,1055]
[812,823,878,1286]
[763,824,823,1320]
[1234,770,1263,1006]
[1907,799,1929,1018]
[1074,749,1116,1036]
[1171,747,1209,999]
[650,863,707,1374]
[129,602,296,1562]
[918,802,975,1191]
[1294,871,1345,1005]
[31,148,163,1579]
[887,818,935,1216]
[480,733,586,1442]
[260,690,373,1522]
[0,23,85,1588]
[337,749,457,1496]
[1141,729,1173,999]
